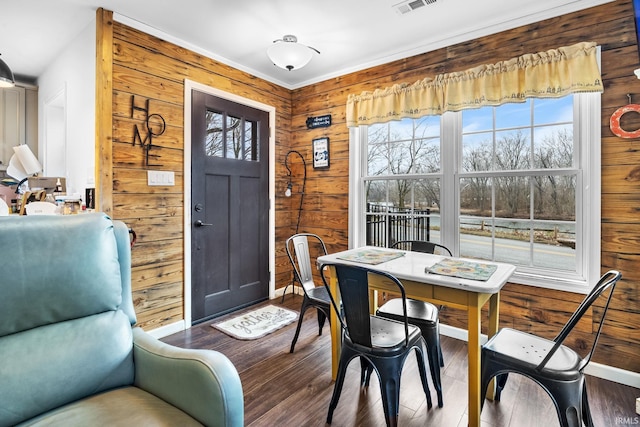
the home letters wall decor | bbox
[130,95,166,166]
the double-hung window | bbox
[350,92,601,292]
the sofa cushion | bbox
[0,310,134,426]
[0,214,124,337]
[16,387,203,427]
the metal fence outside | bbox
[366,204,431,247]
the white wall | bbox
[37,17,95,199]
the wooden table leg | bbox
[485,292,500,400]
[468,292,500,426]
[467,296,482,427]
[328,266,340,381]
[370,289,378,314]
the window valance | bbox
[346,42,602,127]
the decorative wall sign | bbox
[312,137,330,169]
[131,95,165,166]
[306,114,332,129]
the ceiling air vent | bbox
[393,0,438,15]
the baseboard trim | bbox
[274,284,302,299]
[439,323,640,389]
[440,323,474,343]
[584,361,640,389]
[147,320,186,339]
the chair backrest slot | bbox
[286,233,328,292]
[320,263,410,348]
[537,270,621,372]
[336,266,373,347]
[293,236,314,289]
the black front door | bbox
[190,90,269,324]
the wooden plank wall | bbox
[98,10,295,330]
[289,0,640,373]
[97,0,640,373]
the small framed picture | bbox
[312,137,330,169]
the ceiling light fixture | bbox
[0,54,15,88]
[267,35,320,71]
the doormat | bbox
[212,305,298,340]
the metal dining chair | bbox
[372,239,451,407]
[480,270,622,427]
[285,233,332,353]
[320,263,433,427]
[390,240,452,257]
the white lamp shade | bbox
[7,145,42,180]
[268,42,313,71]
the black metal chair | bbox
[320,263,432,427]
[480,270,622,427]
[391,240,452,257]
[285,233,331,353]
[373,239,451,407]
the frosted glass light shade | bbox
[267,35,314,71]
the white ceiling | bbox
[1,0,613,90]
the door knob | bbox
[194,220,213,227]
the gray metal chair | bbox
[285,233,331,353]
[320,263,432,427]
[480,270,621,427]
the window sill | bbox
[509,270,590,294]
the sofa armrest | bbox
[132,327,244,427]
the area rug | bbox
[212,305,298,340]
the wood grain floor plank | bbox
[162,295,640,426]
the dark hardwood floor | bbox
[162,295,639,426]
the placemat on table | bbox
[425,258,497,281]
[336,248,405,265]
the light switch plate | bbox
[147,170,175,186]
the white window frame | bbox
[349,92,601,293]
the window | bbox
[350,93,601,292]
[205,110,259,161]
[363,116,443,248]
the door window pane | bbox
[226,115,242,159]
[205,110,224,157]
[243,119,258,161]
[205,109,258,161]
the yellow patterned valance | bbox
[346,42,603,127]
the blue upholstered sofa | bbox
[0,213,244,426]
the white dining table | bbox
[317,246,516,427]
